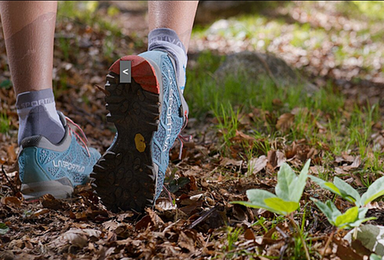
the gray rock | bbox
[214,51,317,94]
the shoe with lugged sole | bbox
[91,50,188,212]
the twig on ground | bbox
[322,228,336,258]
[1,164,17,195]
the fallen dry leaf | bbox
[5,144,17,164]
[1,196,22,208]
[41,194,66,210]
[249,155,267,175]
[50,228,102,249]
[244,228,256,240]
[276,113,295,132]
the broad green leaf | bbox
[358,207,369,219]
[313,199,374,230]
[246,189,277,204]
[347,217,377,228]
[264,197,299,215]
[230,201,276,213]
[361,176,384,206]
[0,223,9,235]
[232,189,279,213]
[291,160,310,203]
[324,183,343,196]
[275,160,310,203]
[310,175,358,204]
[310,175,342,197]
[309,175,328,187]
[370,254,382,260]
[335,207,359,228]
[334,177,361,205]
[275,163,296,201]
[311,198,338,226]
[234,162,309,216]
[324,200,343,221]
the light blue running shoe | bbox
[18,113,101,199]
[92,50,188,212]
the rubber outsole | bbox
[91,56,160,213]
[21,177,74,200]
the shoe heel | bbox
[108,55,160,94]
[92,55,161,213]
[21,178,73,200]
[19,147,74,199]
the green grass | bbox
[185,49,381,193]
[191,2,384,91]
[213,103,239,149]
[225,226,243,252]
[57,2,121,34]
[0,113,10,134]
[56,2,124,65]
[187,1,383,178]
[186,52,344,117]
[186,52,345,139]
[185,2,384,258]
[346,2,384,22]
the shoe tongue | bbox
[168,50,187,94]
[57,111,67,127]
[165,51,189,121]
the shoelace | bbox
[65,117,91,157]
[162,113,190,204]
[162,184,174,203]
[175,112,192,160]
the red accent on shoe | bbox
[108,55,160,94]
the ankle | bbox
[16,89,65,145]
[148,28,187,93]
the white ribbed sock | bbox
[148,28,188,93]
[16,88,65,145]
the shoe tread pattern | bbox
[91,56,160,213]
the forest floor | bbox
[2,2,384,259]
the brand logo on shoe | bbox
[163,72,174,152]
[53,160,85,173]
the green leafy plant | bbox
[370,253,382,260]
[213,103,241,156]
[232,160,311,260]
[310,175,384,207]
[226,227,243,252]
[310,200,374,230]
[233,160,310,215]
[0,113,10,134]
[0,223,9,235]
[310,175,384,257]
[0,79,12,89]
[310,175,384,230]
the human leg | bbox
[0,1,56,94]
[148,1,198,51]
[0,1,100,199]
[92,1,198,212]
[0,1,64,144]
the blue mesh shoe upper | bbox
[139,51,187,201]
[18,114,101,187]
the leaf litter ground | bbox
[1,2,384,259]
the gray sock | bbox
[148,28,188,93]
[16,88,65,145]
